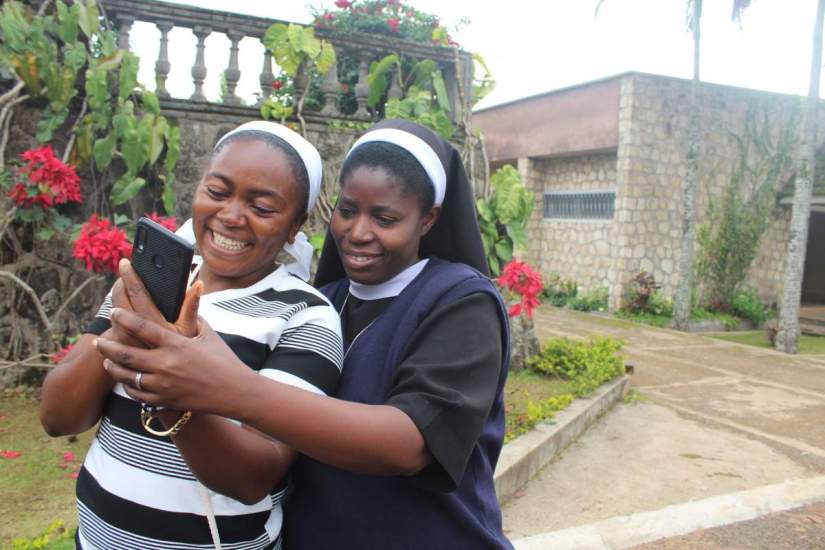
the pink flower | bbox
[323,11,334,21]
[334,0,352,8]
[66,472,79,479]
[72,214,133,274]
[340,83,350,93]
[273,80,283,90]
[63,451,76,463]
[146,212,177,231]
[387,18,400,32]
[1,450,22,459]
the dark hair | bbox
[214,129,310,215]
[340,141,435,213]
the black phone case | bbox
[131,217,195,323]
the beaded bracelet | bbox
[140,404,192,437]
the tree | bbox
[672,0,703,329]
[775,0,825,353]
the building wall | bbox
[521,153,617,292]
[517,73,808,309]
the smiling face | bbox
[192,138,307,292]
[331,165,440,285]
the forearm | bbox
[228,371,430,477]
[158,410,292,504]
[40,334,114,436]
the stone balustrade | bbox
[102,0,472,123]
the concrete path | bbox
[504,307,825,546]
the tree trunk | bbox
[673,0,702,329]
[776,0,825,353]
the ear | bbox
[287,213,309,244]
[420,205,441,236]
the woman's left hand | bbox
[95,307,250,415]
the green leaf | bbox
[432,70,451,113]
[114,213,131,226]
[488,253,501,277]
[63,42,87,72]
[367,54,398,108]
[309,231,326,253]
[506,223,528,250]
[298,27,321,59]
[76,0,100,38]
[480,231,493,257]
[148,116,167,165]
[263,23,289,52]
[37,227,55,241]
[476,198,494,222]
[121,127,146,175]
[93,132,116,170]
[409,60,437,88]
[36,107,68,143]
[162,172,176,215]
[118,52,139,101]
[164,125,180,172]
[316,41,336,75]
[141,91,160,116]
[494,237,514,263]
[56,1,79,44]
[97,49,124,71]
[110,175,146,205]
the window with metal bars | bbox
[543,191,615,220]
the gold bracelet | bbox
[141,409,192,437]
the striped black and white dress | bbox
[77,259,343,550]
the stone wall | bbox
[520,153,617,292]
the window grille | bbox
[543,191,615,220]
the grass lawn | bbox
[0,395,94,547]
[504,369,575,441]
[709,331,825,354]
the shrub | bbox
[731,288,769,327]
[567,286,608,312]
[529,336,624,397]
[504,394,574,443]
[541,273,578,307]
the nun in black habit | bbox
[285,119,514,549]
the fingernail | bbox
[93,338,99,349]
[103,359,110,371]
[119,258,129,269]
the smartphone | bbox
[131,217,195,323]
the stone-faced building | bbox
[473,71,823,310]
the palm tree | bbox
[672,0,703,329]
[776,0,825,353]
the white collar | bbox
[348,259,429,300]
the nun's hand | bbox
[95,307,247,414]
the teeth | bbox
[213,231,248,251]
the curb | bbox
[495,375,631,504]
[510,475,825,549]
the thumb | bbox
[174,280,203,338]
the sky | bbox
[130,0,823,111]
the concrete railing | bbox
[102,0,472,122]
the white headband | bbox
[215,121,322,213]
[348,128,446,206]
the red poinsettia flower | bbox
[387,18,400,32]
[146,212,177,231]
[1,450,22,459]
[72,214,133,274]
[52,343,75,364]
[498,259,544,319]
[272,80,283,90]
[334,0,352,8]
[9,145,81,208]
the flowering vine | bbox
[7,146,81,209]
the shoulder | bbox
[267,272,336,310]
[423,258,501,301]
